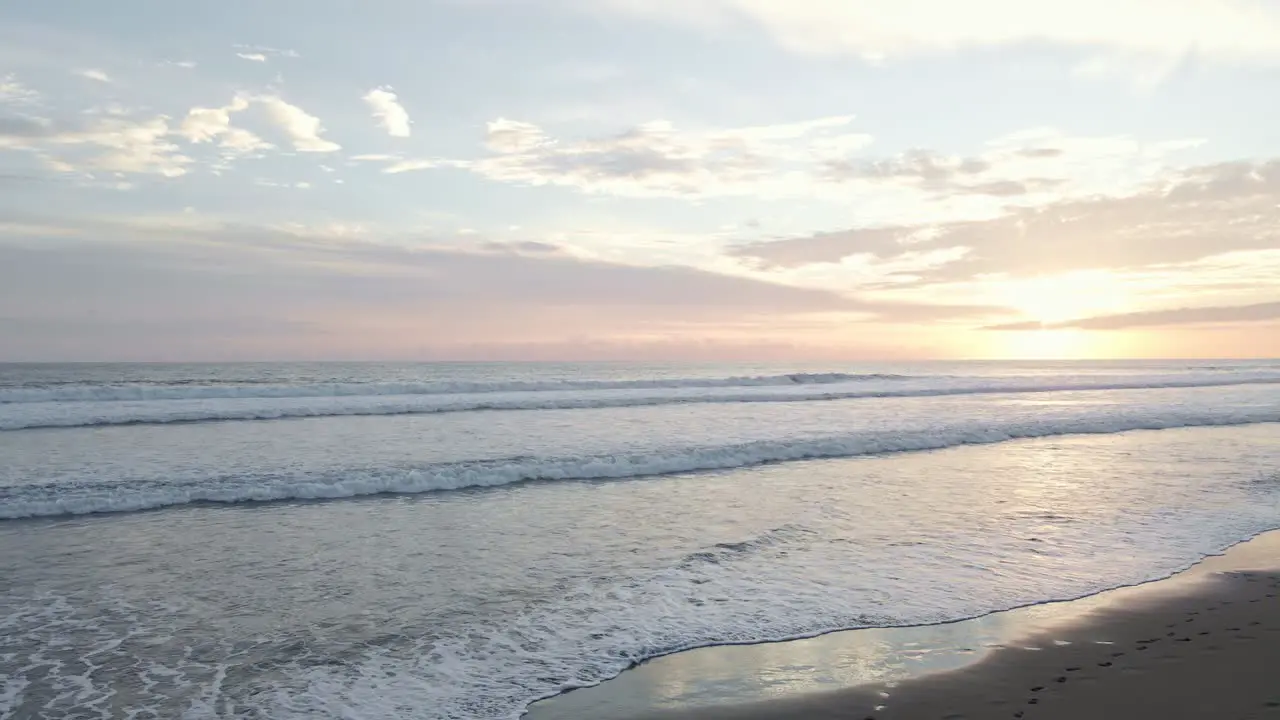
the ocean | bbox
[1,360,1279,719]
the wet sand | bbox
[527,531,1280,720]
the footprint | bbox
[1066,666,1081,672]
[1055,676,1067,683]
[1031,686,1045,692]
[1198,631,1211,636]
[1028,698,1039,705]
[1098,661,1113,667]
[1111,651,1126,657]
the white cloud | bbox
[591,0,1280,63]
[485,118,549,153]
[0,74,40,106]
[253,178,313,189]
[385,158,449,174]
[75,69,112,83]
[233,45,300,62]
[51,117,193,177]
[257,96,341,152]
[733,158,1280,310]
[0,92,330,177]
[390,115,877,198]
[377,116,1194,229]
[180,97,247,142]
[362,87,412,137]
[179,96,272,156]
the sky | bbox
[1,0,1278,362]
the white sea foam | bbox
[258,492,1280,720]
[3,407,1276,519]
[4,374,1280,430]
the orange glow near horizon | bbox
[985,328,1117,360]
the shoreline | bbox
[525,529,1280,719]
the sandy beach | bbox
[528,531,1280,720]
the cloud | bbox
[823,148,988,183]
[179,96,272,156]
[0,113,193,177]
[232,45,298,63]
[589,0,1280,63]
[0,115,56,143]
[1017,147,1065,159]
[817,148,1062,197]
[481,240,565,254]
[362,87,411,137]
[733,159,1280,279]
[485,118,548,153]
[0,74,40,106]
[376,117,1192,219]
[388,115,874,198]
[384,158,452,173]
[75,68,111,83]
[986,301,1280,331]
[1,93,332,176]
[257,96,341,152]
[0,217,1009,360]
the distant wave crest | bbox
[3,407,1276,519]
[0,372,903,404]
[3,375,1280,431]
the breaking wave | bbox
[3,407,1276,519]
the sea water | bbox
[1,360,1278,719]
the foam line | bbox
[3,407,1276,519]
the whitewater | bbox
[2,360,1279,720]
[4,366,1279,431]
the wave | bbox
[5,375,1280,431]
[4,408,1276,519]
[0,372,903,404]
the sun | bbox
[993,273,1130,326]
[973,272,1135,359]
